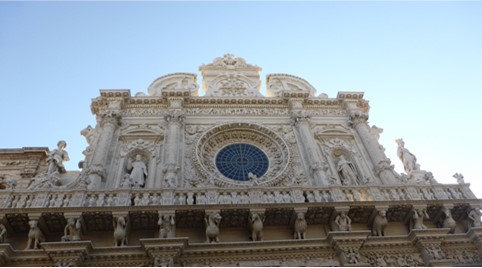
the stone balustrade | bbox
[0,183,477,209]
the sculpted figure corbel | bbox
[25,220,45,249]
[113,216,128,246]
[439,206,456,234]
[410,208,429,231]
[158,213,176,238]
[205,212,222,243]
[371,210,388,236]
[293,212,307,239]
[61,218,82,242]
[334,211,352,231]
[248,212,264,241]
[468,208,482,228]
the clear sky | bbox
[1,1,481,197]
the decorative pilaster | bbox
[342,96,398,184]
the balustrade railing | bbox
[0,183,477,209]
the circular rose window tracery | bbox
[194,123,291,187]
[215,143,269,181]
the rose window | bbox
[215,143,269,181]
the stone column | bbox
[290,100,330,186]
[87,110,121,190]
[162,99,184,188]
[344,101,398,184]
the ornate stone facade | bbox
[0,54,481,266]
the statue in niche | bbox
[127,154,147,188]
[396,139,420,174]
[410,208,429,230]
[47,140,70,174]
[468,208,482,228]
[336,155,360,185]
[61,218,82,242]
[334,211,352,231]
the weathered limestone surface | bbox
[0,54,480,266]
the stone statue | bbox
[163,163,179,188]
[336,155,359,185]
[453,173,465,184]
[371,210,388,236]
[25,220,45,249]
[113,216,128,246]
[468,208,482,228]
[47,140,70,174]
[293,212,307,239]
[158,214,176,238]
[0,223,6,243]
[127,154,147,188]
[410,208,429,230]
[396,139,420,174]
[335,211,352,231]
[248,213,264,241]
[205,212,222,243]
[61,218,82,242]
[120,174,132,188]
[440,207,456,234]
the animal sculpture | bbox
[293,212,308,239]
[205,212,222,243]
[371,210,388,236]
[113,216,128,246]
[249,213,264,241]
[25,220,45,249]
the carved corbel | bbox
[158,211,176,239]
[369,206,389,237]
[330,207,352,232]
[248,209,265,241]
[112,212,129,247]
[290,208,308,240]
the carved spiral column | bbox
[347,108,398,184]
[292,112,329,186]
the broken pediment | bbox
[147,73,199,96]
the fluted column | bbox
[345,103,398,184]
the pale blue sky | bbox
[1,2,481,197]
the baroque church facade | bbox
[0,54,481,266]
